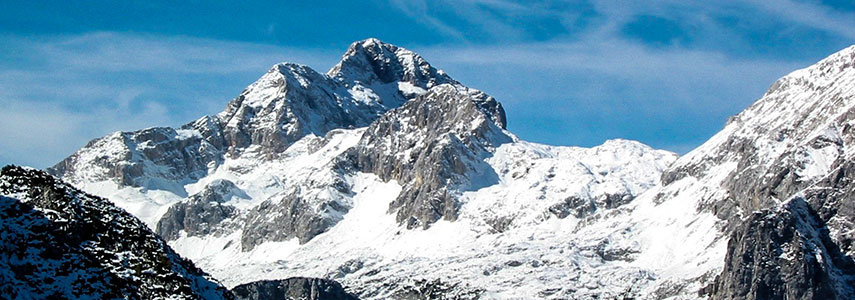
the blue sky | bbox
[1,1,854,168]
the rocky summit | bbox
[2,39,852,299]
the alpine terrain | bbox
[2,38,852,299]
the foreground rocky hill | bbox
[0,165,234,299]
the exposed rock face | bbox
[156,179,243,240]
[0,165,233,299]
[231,277,358,300]
[707,198,855,300]
[343,84,511,228]
[389,279,483,300]
[48,125,223,195]
[218,63,377,158]
[546,193,633,219]
[803,160,855,259]
[239,183,351,249]
[328,38,455,92]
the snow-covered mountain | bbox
[41,39,855,299]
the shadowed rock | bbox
[231,277,358,300]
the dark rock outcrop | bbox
[546,193,634,219]
[231,277,358,300]
[0,165,233,299]
[328,38,455,91]
[239,188,348,249]
[390,278,483,300]
[707,198,855,300]
[156,179,243,241]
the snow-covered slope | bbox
[645,45,855,299]
[162,135,675,298]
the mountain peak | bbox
[327,38,456,88]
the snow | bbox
[149,134,678,299]
[63,121,682,298]
[75,181,184,229]
[397,81,427,97]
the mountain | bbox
[0,165,234,299]
[45,38,676,298]
[40,38,855,299]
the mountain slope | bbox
[0,165,234,299]
[647,45,855,299]
[343,84,511,228]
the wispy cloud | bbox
[383,0,854,152]
[418,37,810,152]
[0,32,341,168]
[15,32,339,74]
[3,1,855,169]
[744,0,855,39]
[387,0,469,42]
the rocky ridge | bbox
[0,165,234,299]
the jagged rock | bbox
[343,84,511,228]
[655,45,855,299]
[802,160,855,259]
[231,277,358,300]
[328,38,455,91]
[156,179,243,241]
[48,126,222,195]
[0,165,233,299]
[218,63,379,158]
[662,46,855,220]
[546,193,633,219]
[390,278,483,300]
[239,188,348,249]
[707,198,855,300]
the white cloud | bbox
[387,0,469,41]
[743,0,855,39]
[3,0,854,168]
[21,32,339,74]
[0,32,341,168]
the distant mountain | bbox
[39,39,855,299]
